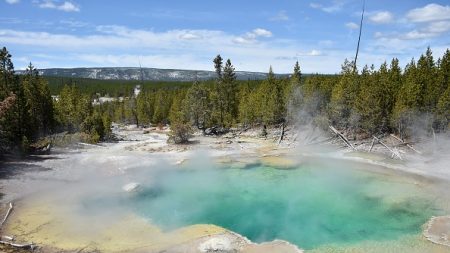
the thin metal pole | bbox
[354,0,365,73]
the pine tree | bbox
[0,47,29,149]
[258,66,285,124]
[0,47,16,97]
[213,55,223,78]
[184,81,211,129]
[0,47,16,150]
[417,47,440,112]
[355,64,385,133]
[435,49,450,131]
[168,91,192,143]
[439,49,450,89]
[293,60,302,82]
[386,58,402,130]
[329,59,358,127]
[436,85,450,131]
[23,63,54,138]
[152,89,172,124]
[136,91,154,126]
[286,62,303,123]
[392,59,422,138]
[211,56,235,127]
[81,111,104,143]
[222,59,238,124]
[56,85,92,132]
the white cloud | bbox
[370,4,450,49]
[232,37,254,45]
[374,32,383,39]
[58,2,79,12]
[38,0,80,12]
[5,24,444,74]
[233,28,272,45]
[308,50,322,56]
[277,49,323,59]
[179,32,202,40]
[0,27,229,50]
[368,11,394,24]
[0,17,23,24]
[60,19,88,28]
[309,3,321,9]
[375,19,450,42]
[402,30,435,40]
[5,0,20,4]
[0,25,348,73]
[400,21,450,40]
[250,28,272,38]
[345,22,359,30]
[270,10,289,21]
[309,1,344,13]
[427,21,450,34]
[371,35,429,54]
[406,3,450,23]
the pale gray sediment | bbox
[423,215,450,247]
[165,230,304,253]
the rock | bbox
[204,127,214,135]
[122,182,141,192]
[199,237,233,252]
[175,159,186,165]
[204,127,229,136]
[216,127,229,135]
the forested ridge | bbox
[1,46,449,151]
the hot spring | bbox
[83,157,446,250]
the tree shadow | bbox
[0,155,54,180]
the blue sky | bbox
[1,0,449,73]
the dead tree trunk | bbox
[0,240,36,249]
[0,203,13,227]
[390,134,422,154]
[329,126,356,150]
[0,202,37,250]
[278,123,286,145]
[368,137,375,152]
[372,136,402,160]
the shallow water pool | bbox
[128,159,442,250]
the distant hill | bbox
[17,67,290,81]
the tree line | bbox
[122,48,449,142]
[45,76,193,97]
[1,46,449,149]
[0,47,111,154]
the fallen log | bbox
[0,203,37,250]
[389,134,422,154]
[0,235,14,241]
[373,136,402,160]
[0,240,36,250]
[0,203,13,227]
[329,126,356,150]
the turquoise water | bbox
[128,161,438,249]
